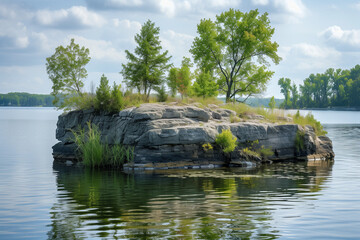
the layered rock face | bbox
[53,104,334,169]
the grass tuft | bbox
[72,122,134,168]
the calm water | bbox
[0,107,360,239]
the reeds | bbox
[72,122,134,168]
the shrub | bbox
[155,85,168,102]
[258,146,274,158]
[95,74,111,112]
[293,111,327,136]
[69,93,96,111]
[215,129,237,153]
[242,147,260,158]
[202,143,213,152]
[241,140,273,160]
[109,82,124,112]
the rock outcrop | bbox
[53,103,334,169]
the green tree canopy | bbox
[46,38,90,109]
[166,57,193,99]
[190,9,281,102]
[95,74,111,111]
[176,57,193,99]
[268,96,276,110]
[278,77,292,108]
[167,68,178,97]
[121,20,172,101]
[193,70,218,98]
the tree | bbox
[193,70,218,98]
[46,38,90,109]
[110,82,124,112]
[278,77,292,108]
[121,20,172,101]
[268,96,276,110]
[190,9,281,102]
[95,74,111,111]
[176,57,193,99]
[167,68,178,97]
[290,83,299,109]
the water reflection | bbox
[49,160,333,239]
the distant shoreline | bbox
[288,107,360,111]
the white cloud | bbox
[15,36,29,48]
[86,0,143,9]
[112,19,141,30]
[160,30,194,65]
[66,36,125,62]
[86,0,241,18]
[273,0,306,19]
[157,0,176,17]
[0,4,17,19]
[35,6,106,29]
[321,25,360,51]
[209,0,239,8]
[282,43,341,70]
[0,20,29,49]
[252,0,269,6]
[249,0,307,23]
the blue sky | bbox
[1,0,360,98]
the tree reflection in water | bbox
[48,160,333,239]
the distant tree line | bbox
[0,92,54,107]
[278,65,360,109]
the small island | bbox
[48,9,334,170]
[53,102,334,170]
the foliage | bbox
[94,75,125,113]
[95,74,111,111]
[202,143,213,152]
[0,92,54,107]
[70,93,96,110]
[258,147,274,159]
[72,122,104,167]
[281,64,360,109]
[190,9,281,102]
[110,82,125,112]
[167,57,193,99]
[46,38,91,109]
[121,20,172,101]
[242,147,260,158]
[293,110,327,136]
[295,130,305,152]
[72,122,134,168]
[154,85,168,102]
[278,77,293,108]
[167,68,178,97]
[215,129,237,153]
[268,96,276,110]
[193,70,219,98]
[241,139,273,159]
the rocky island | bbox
[53,103,334,170]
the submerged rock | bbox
[53,103,334,169]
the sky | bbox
[1,0,360,98]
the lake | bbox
[0,107,360,239]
